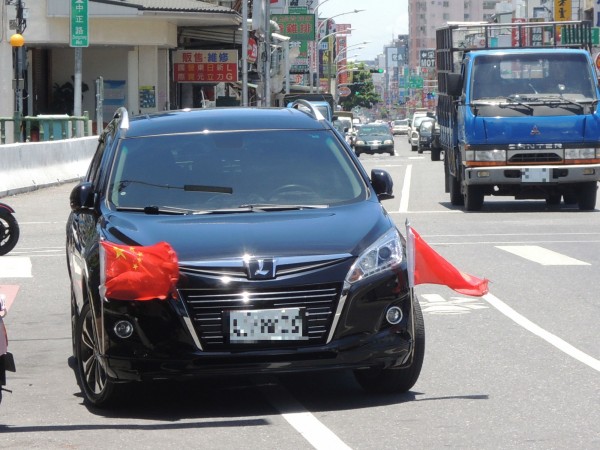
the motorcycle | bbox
[0,202,19,256]
[0,292,16,406]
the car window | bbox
[108,130,367,210]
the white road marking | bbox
[496,245,590,265]
[399,164,412,213]
[420,294,489,315]
[0,256,32,277]
[260,382,352,450]
[484,293,600,372]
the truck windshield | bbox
[471,53,597,102]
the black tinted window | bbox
[108,130,366,210]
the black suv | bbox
[66,104,424,407]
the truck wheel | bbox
[577,182,597,211]
[464,185,484,211]
[546,194,561,206]
[431,148,441,161]
[449,173,463,206]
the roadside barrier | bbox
[0,112,92,145]
[0,136,98,197]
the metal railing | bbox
[0,111,91,144]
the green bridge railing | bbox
[0,111,92,144]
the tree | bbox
[338,63,381,111]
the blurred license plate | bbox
[229,308,307,342]
[521,168,550,183]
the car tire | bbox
[354,299,425,394]
[577,182,597,211]
[431,148,441,161]
[75,302,125,408]
[411,145,417,152]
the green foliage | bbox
[339,63,381,111]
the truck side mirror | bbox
[447,73,463,97]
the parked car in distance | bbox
[354,123,395,156]
[66,104,424,407]
[392,119,409,135]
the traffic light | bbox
[369,68,384,73]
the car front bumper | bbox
[355,144,394,154]
[98,269,415,382]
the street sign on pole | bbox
[70,0,89,48]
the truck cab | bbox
[437,21,600,211]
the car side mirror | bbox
[70,181,95,211]
[370,169,394,200]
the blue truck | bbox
[436,20,600,211]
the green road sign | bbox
[71,0,89,47]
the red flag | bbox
[406,225,489,297]
[100,241,179,301]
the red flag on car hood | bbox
[406,224,489,297]
[100,241,179,301]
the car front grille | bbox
[179,283,342,350]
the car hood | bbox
[101,201,393,262]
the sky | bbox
[318,0,409,61]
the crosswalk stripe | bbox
[0,256,33,277]
[496,245,590,266]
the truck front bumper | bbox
[464,163,600,186]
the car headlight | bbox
[465,149,506,162]
[356,140,365,145]
[384,139,394,145]
[345,228,403,284]
[565,148,596,159]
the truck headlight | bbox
[345,228,403,284]
[465,149,506,162]
[565,148,596,159]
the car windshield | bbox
[107,129,367,211]
[359,125,390,135]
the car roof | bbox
[122,107,328,138]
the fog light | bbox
[386,306,403,325]
[583,168,595,175]
[114,320,134,338]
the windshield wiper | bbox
[114,205,192,215]
[532,95,585,110]
[498,96,534,113]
